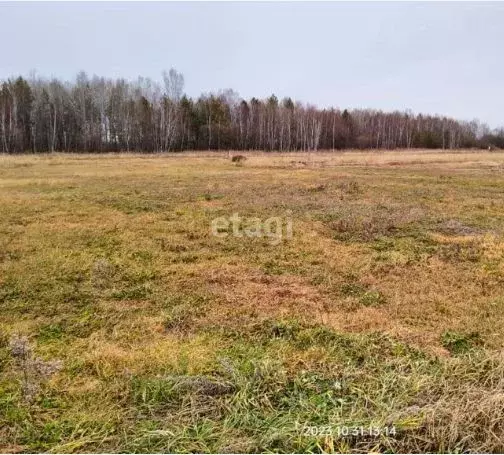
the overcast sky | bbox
[1,2,503,127]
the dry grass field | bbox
[1,150,504,453]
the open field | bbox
[2,150,504,453]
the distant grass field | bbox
[2,150,504,453]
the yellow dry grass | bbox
[1,149,504,453]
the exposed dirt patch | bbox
[437,219,482,236]
[199,265,331,328]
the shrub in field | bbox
[8,335,62,402]
[231,155,247,165]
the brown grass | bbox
[1,149,504,452]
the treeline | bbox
[1,70,503,153]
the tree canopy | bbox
[0,71,501,153]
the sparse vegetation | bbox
[2,150,504,452]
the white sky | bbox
[1,1,503,128]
